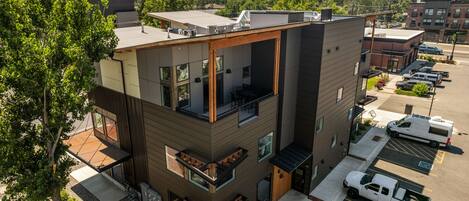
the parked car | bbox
[418,44,443,55]
[396,79,434,91]
[343,171,431,201]
[403,72,442,85]
[411,66,449,78]
[386,114,453,148]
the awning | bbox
[352,105,365,120]
[65,129,130,172]
[270,143,312,173]
[361,70,382,78]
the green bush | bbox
[412,83,430,97]
[363,119,373,127]
[61,190,78,201]
[395,89,417,96]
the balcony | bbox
[176,147,248,186]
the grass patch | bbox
[367,77,380,90]
[395,89,417,96]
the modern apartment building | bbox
[406,0,469,43]
[66,10,368,201]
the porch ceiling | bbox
[65,129,130,172]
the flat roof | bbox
[114,26,188,50]
[148,10,235,29]
[364,28,424,41]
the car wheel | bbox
[347,188,359,198]
[430,141,439,148]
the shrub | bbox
[395,89,417,96]
[363,118,373,127]
[412,83,430,97]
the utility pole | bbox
[450,32,457,61]
[428,87,437,116]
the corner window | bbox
[161,85,172,108]
[354,62,359,76]
[176,63,189,82]
[165,146,184,177]
[258,132,273,162]
[160,66,171,81]
[177,84,190,107]
[189,170,235,191]
[337,87,344,103]
[315,116,324,133]
[331,134,337,148]
[348,107,354,121]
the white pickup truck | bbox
[343,171,431,201]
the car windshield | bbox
[395,117,406,125]
[360,173,373,185]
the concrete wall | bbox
[251,13,289,29]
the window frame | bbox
[336,87,344,103]
[176,63,190,83]
[315,116,324,134]
[177,83,190,108]
[258,132,274,162]
[354,62,359,76]
[161,85,172,108]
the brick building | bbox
[363,28,424,73]
[406,0,469,43]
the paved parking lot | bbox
[346,45,469,201]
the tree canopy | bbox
[0,0,117,200]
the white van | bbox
[386,114,453,148]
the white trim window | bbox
[337,87,344,103]
[258,132,273,162]
[165,146,184,177]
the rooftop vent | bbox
[321,8,333,21]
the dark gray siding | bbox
[294,24,325,150]
[89,86,148,187]
[356,52,371,102]
[310,18,364,189]
[251,40,275,91]
[143,96,278,201]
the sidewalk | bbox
[308,109,405,201]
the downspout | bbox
[111,55,136,185]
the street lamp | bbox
[428,87,436,116]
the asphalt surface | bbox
[347,43,469,201]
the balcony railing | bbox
[177,90,273,123]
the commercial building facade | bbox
[363,28,424,73]
[406,0,469,43]
[66,10,368,201]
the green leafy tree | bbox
[272,0,318,10]
[412,83,430,97]
[0,0,117,200]
[217,0,269,17]
[136,0,196,26]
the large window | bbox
[176,63,189,82]
[177,84,190,107]
[160,66,171,81]
[202,56,224,76]
[315,116,324,133]
[165,146,185,177]
[161,85,172,108]
[425,8,434,16]
[92,108,119,146]
[258,132,273,162]
[436,8,446,16]
[337,87,344,103]
[189,170,235,191]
